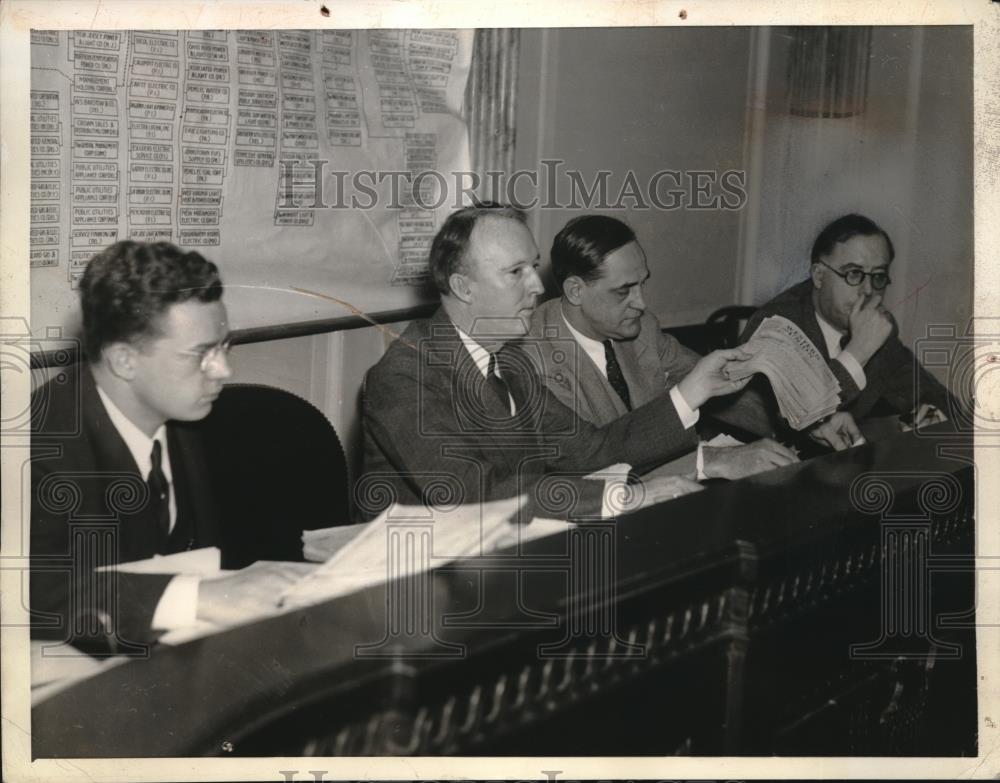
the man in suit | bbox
[740,213,957,443]
[31,241,302,653]
[362,205,775,522]
[528,214,804,479]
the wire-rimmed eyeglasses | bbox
[176,337,232,372]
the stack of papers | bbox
[96,546,223,575]
[302,522,370,562]
[280,496,572,610]
[732,315,842,430]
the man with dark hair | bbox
[739,213,956,441]
[31,241,301,653]
[527,214,804,479]
[362,205,762,522]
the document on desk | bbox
[731,315,842,430]
[95,547,222,575]
[280,496,572,610]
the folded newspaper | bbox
[729,315,842,430]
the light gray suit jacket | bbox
[526,299,696,427]
[526,298,772,436]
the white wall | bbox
[741,26,973,386]
[231,26,759,471]
[228,24,973,452]
[515,27,753,326]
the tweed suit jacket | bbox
[360,307,700,521]
[526,298,773,437]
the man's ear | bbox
[810,262,824,289]
[449,271,474,304]
[104,342,137,381]
[562,275,586,306]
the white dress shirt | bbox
[815,310,867,390]
[94,385,199,630]
[455,327,516,415]
[455,326,630,518]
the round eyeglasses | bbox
[817,260,891,291]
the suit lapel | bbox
[617,337,658,410]
[794,284,833,361]
[578,342,629,421]
[165,425,211,553]
[81,366,141,477]
[542,299,627,424]
[428,311,526,477]
[80,366,168,560]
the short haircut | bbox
[428,203,526,296]
[80,240,223,361]
[810,213,895,266]
[551,215,637,289]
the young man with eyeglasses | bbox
[738,213,957,442]
[31,241,304,654]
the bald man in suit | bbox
[361,205,770,522]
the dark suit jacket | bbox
[740,280,957,431]
[527,298,772,437]
[30,364,220,651]
[360,308,700,521]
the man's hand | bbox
[619,474,704,513]
[808,411,863,451]
[844,293,893,366]
[196,561,317,626]
[676,347,754,410]
[901,402,948,432]
[702,438,799,480]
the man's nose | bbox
[859,275,873,296]
[526,267,544,296]
[629,287,646,312]
[207,351,234,381]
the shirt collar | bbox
[560,303,609,378]
[454,325,494,378]
[95,383,171,482]
[814,308,846,359]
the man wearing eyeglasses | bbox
[739,213,956,443]
[31,241,303,654]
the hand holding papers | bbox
[196,561,318,626]
[727,315,842,430]
[675,347,756,409]
[302,522,370,562]
[95,550,316,645]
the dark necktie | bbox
[148,439,171,541]
[487,352,513,416]
[603,339,632,411]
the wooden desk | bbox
[31,426,976,757]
